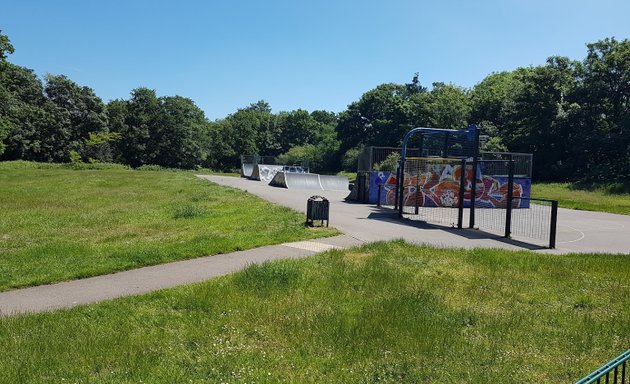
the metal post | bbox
[414,161,420,215]
[468,129,480,229]
[443,133,449,158]
[377,184,382,207]
[368,147,374,171]
[469,159,478,228]
[505,159,514,238]
[398,159,405,218]
[394,165,399,210]
[458,159,466,229]
[362,173,368,203]
[550,200,558,248]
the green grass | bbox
[337,171,356,183]
[0,241,628,383]
[0,161,336,291]
[532,183,630,215]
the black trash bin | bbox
[306,195,329,227]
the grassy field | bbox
[532,183,630,215]
[0,162,336,291]
[0,241,628,383]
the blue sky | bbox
[3,0,630,119]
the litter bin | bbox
[306,195,329,227]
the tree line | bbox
[1,30,629,182]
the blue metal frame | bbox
[575,348,630,384]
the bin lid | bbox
[308,195,328,202]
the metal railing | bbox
[576,349,630,384]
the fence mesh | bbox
[481,151,533,178]
[510,198,554,244]
[240,155,277,165]
[399,157,465,227]
[473,160,512,234]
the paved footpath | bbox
[2,175,629,316]
[0,236,360,316]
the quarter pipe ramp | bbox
[319,175,349,191]
[270,172,349,191]
[241,163,255,178]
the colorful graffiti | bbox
[369,164,531,208]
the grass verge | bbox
[1,241,628,383]
[532,183,630,215]
[0,161,337,291]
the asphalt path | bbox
[201,175,630,254]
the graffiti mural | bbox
[369,164,531,208]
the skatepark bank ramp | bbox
[251,164,309,183]
[270,172,348,191]
[251,164,284,183]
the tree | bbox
[469,71,520,126]
[579,38,630,180]
[411,82,471,129]
[152,95,210,168]
[111,88,160,167]
[0,31,15,155]
[43,74,109,161]
[276,109,320,152]
[336,83,411,151]
[0,62,57,161]
[0,30,14,61]
[502,58,580,180]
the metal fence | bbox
[240,154,276,165]
[399,157,467,228]
[511,198,558,248]
[481,151,533,178]
[358,147,532,176]
[575,349,630,384]
[473,160,513,237]
[357,147,421,172]
[390,157,558,248]
[240,155,310,168]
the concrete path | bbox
[2,174,628,316]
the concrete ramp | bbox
[269,171,288,188]
[270,172,323,190]
[251,164,284,183]
[319,175,349,191]
[241,164,255,178]
[270,172,348,191]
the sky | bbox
[2,0,630,120]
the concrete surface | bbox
[202,175,630,254]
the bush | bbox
[341,147,362,172]
[135,164,179,172]
[373,152,400,172]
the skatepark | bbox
[201,174,630,254]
